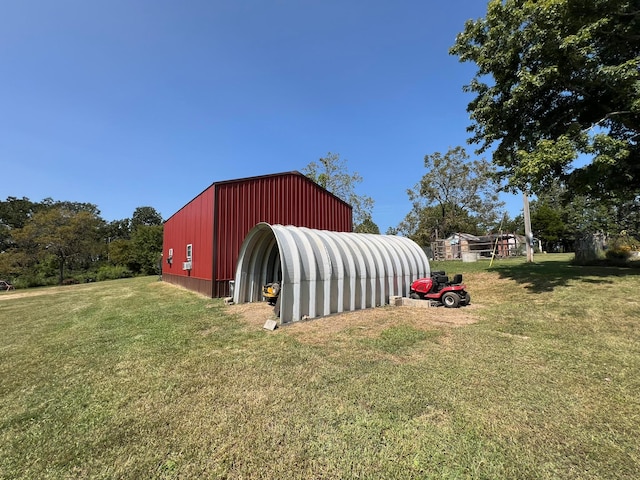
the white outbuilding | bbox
[233,223,430,324]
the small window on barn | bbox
[186,244,193,261]
[168,248,173,258]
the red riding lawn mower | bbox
[409,271,471,308]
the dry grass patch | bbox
[229,299,479,339]
[227,297,482,367]
[0,283,89,301]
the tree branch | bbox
[583,111,633,133]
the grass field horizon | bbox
[1,254,639,479]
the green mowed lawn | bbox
[1,254,639,479]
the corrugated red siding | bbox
[162,186,215,296]
[163,171,352,298]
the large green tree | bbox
[450,0,640,200]
[391,147,503,245]
[390,204,481,247]
[128,225,163,275]
[526,181,571,251]
[105,207,163,275]
[105,218,132,242]
[12,205,104,284]
[531,203,568,252]
[0,196,43,252]
[303,152,376,231]
[0,196,42,229]
[132,206,163,230]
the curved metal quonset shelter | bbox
[233,223,430,324]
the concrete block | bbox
[400,297,411,306]
[388,295,401,306]
[398,297,432,308]
[263,319,278,331]
[224,297,234,305]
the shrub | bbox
[604,233,640,264]
[12,274,57,289]
[606,244,632,261]
[96,265,133,281]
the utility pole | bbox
[523,193,534,262]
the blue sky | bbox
[1,0,522,232]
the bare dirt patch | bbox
[227,300,480,343]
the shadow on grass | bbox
[488,256,640,293]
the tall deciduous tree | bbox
[105,208,163,274]
[450,0,640,200]
[531,203,568,252]
[105,218,132,241]
[0,196,41,229]
[129,225,164,275]
[389,204,481,247]
[0,196,47,254]
[392,147,503,245]
[132,206,163,230]
[13,205,103,284]
[303,152,376,231]
[353,217,380,234]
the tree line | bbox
[388,146,640,256]
[307,148,640,259]
[0,197,163,288]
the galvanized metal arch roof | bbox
[233,223,430,324]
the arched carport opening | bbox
[233,223,430,324]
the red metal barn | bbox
[162,171,353,297]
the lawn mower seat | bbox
[432,275,449,291]
[451,274,463,285]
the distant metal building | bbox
[234,223,431,324]
[162,171,352,297]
